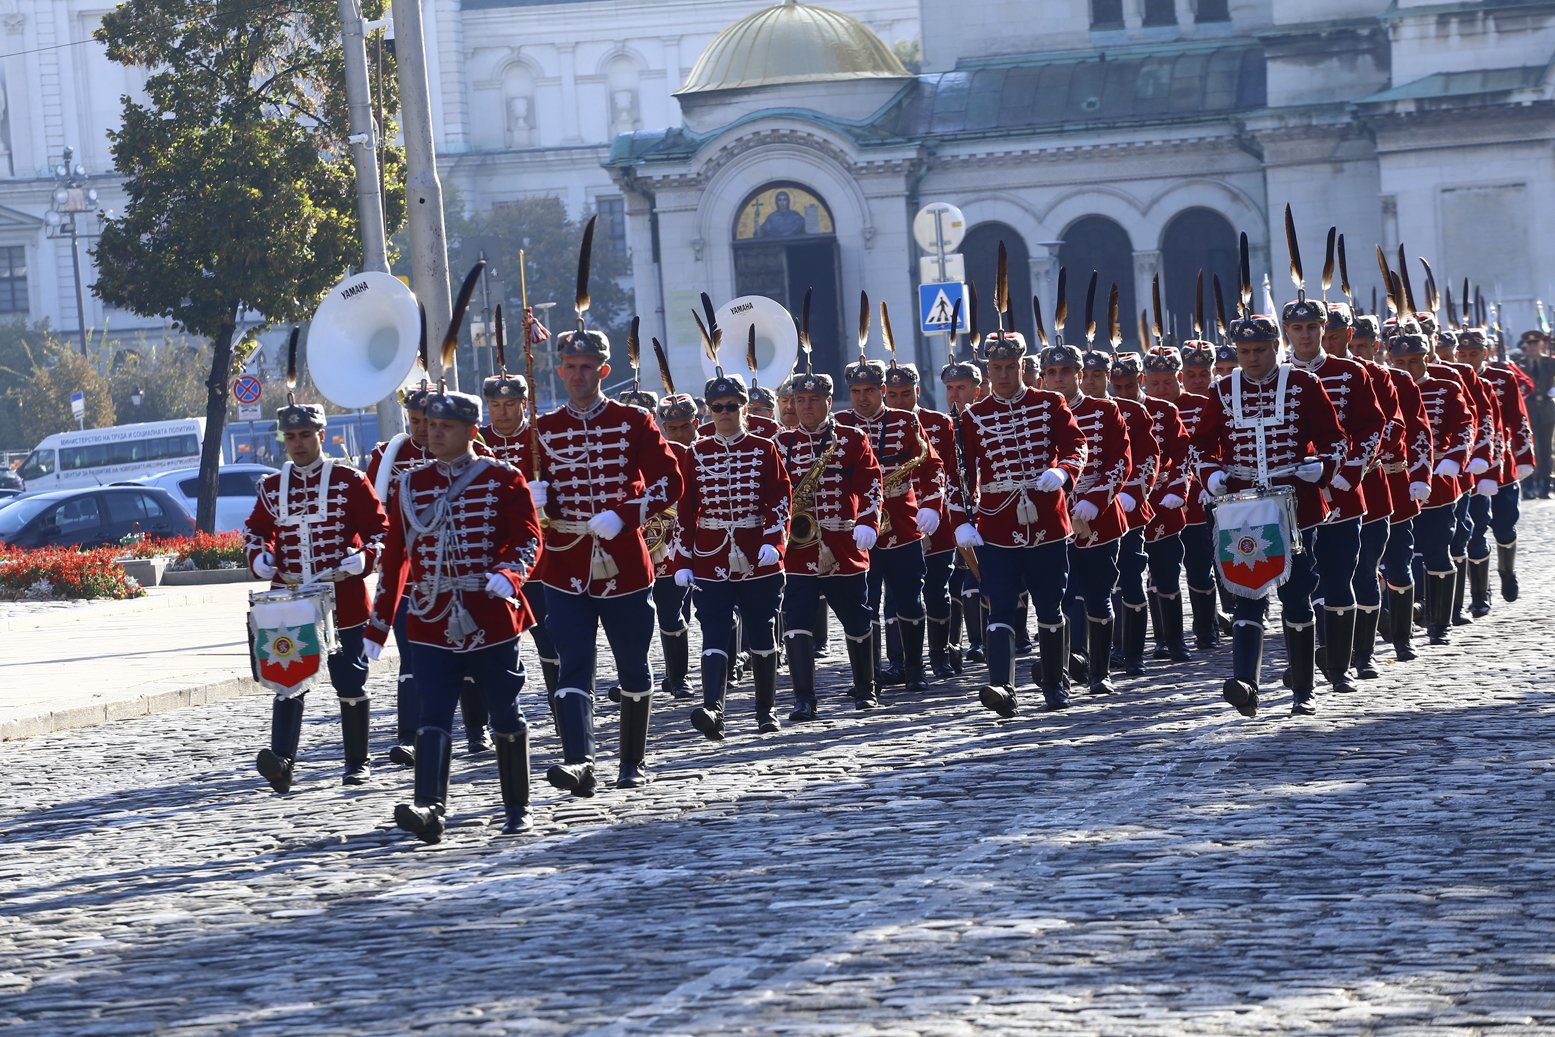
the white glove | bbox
[1475,478,1499,497]
[1035,468,1067,493]
[485,572,515,598]
[1207,471,1228,496]
[1467,457,1491,475]
[757,544,780,567]
[253,552,276,580]
[1434,458,1461,478]
[955,522,984,549]
[1295,461,1325,483]
[1160,493,1185,510]
[1410,481,1432,502]
[1072,499,1099,524]
[1329,472,1353,494]
[914,508,941,536]
[853,524,878,552]
[363,639,383,662]
[528,480,549,509]
[338,550,367,577]
[588,510,624,540]
[674,568,695,587]
[1116,491,1137,514]
[1517,463,1535,480]
[1198,489,1214,508]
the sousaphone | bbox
[308,271,423,409]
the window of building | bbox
[1143,0,1177,26]
[1090,0,1123,29]
[595,196,628,258]
[0,246,27,314]
[1196,0,1230,21]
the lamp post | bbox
[43,147,99,359]
[130,386,144,411]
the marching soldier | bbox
[1432,325,1497,626]
[950,326,1087,716]
[245,383,389,793]
[1457,328,1534,610]
[776,362,882,719]
[1516,329,1555,498]
[1165,340,1220,648]
[1096,352,1160,676]
[652,386,699,698]
[776,377,799,430]
[675,369,791,739]
[365,389,544,842]
[941,353,987,666]
[1192,314,1348,717]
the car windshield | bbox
[0,497,54,536]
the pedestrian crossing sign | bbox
[920,281,968,334]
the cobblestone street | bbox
[3,507,1554,1036]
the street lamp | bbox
[43,146,99,359]
[130,386,144,410]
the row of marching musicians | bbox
[240,291,1534,847]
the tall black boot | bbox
[1014,597,1034,655]
[964,592,987,664]
[338,697,372,786]
[1322,607,1358,694]
[1222,618,1263,717]
[928,617,956,679]
[1451,558,1472,626]
[1286,621,1318,715]
[1037,622,1070,711]
[1063,594,1089,685]
[1148,589,1170,660]
[946,596,965,673]
[1158,590,1192,661]
[494,727,533,834]
[814,597,831,657]
[1189,586,1220,649]
[786,632,818,722]
[1087,616,1116,695]
[977,623,1017,718]
[692,651,728,741]
[1352,606,1381,680]
[545,690,598,797]
[257,694,305,794]
[389,675,417,766]
[848,633,878,710]
[1467,556,1492,618]
[660,629,693,697]
[460,678,493,755]
[1119,601,1148,676]
[899,616,928,692]
[1427,571,1456,645]
[751,651,780,733]
[1389,585,1418,662]
[394,727,452,844]
[1497,539,1519,601]
[617,691,652,786]
[878,620,906,686]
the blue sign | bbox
[919,281,968,334]
[232,375,263,404]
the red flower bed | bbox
[124,530,246,570]
[0,544,148,600]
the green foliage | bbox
[893,38,922,75]
[107,340,210,425]
[0,319,68,451]
[15,350,117,441]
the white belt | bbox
[697,517,761,531]
[819,517,854,532]
[549,519,592,534]
[883,483,910,499]
[1225,463,1300,481]
[1382,462,1407,475]
[982,478,1039,494]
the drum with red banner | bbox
[1211,487,1301,599]
[247,586,337,697]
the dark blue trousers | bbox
[543,586,655,697]
[1116,528,1149,607]
[783,572,871,638]
[1182,522,1215,594]
[923,550,954,622]
[1413,504,1456,575]
[866,540,927,621]
[1068,540,1121,620]
[1313,516,1361,609]
[522,584,556,663]
[976,540,1068,686]
[693,574,783,658]
[326,624,369,701]
[653,576,692,634]
[1450,493,1472,559]
[410,638,526,736]
[1383,518,1416,589]
[1352,518,1390,608]
[1491,481,1521,548]
[1145,533,1184,595]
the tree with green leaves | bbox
[19,350,116,439]
[92,0,406,531]
[0,318,66,451]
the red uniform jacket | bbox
[1415,372,1474,509]
[915,407,959,558]
[243,458,389,629]
[699,413,779,440]
[533,397,683,597]
[1192,365,1348,531]
[1135,394,1190,543]
[950,387,1087,549]
[366,453,542,652]
[1293,353,1386,522]
[1067,395,1132,549]
[675,431,792,581]
[366,436,494,497]
[1112,396,1160,532]
[776,419,880,576]
[1169,390,1212,527]
[837,406,944,552]
[1355,359,1403,523]
[1383,368,1431,523]
[654,440,692,580]
[1478,364,1536,484]
[479,420,536,477]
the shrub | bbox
[125,530,246,570]
[0,544,147,600]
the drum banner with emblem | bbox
[248,594,327,698]
[1213,493,1295,599]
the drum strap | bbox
[277,459,335,583]
[1230,365,1291,489]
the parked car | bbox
[123,464,277,533]
[0,486,195,549]
[0,467,22,493]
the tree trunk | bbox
[196,303,239,533]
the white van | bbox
[15,418,211,495]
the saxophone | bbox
[788,431,839,549]
[878,431,932,538]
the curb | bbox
[0,582,257,634]
[0,676,264,742]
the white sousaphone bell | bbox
[308,271,424,409]
[701,294,800,390]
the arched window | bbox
[605,55,642,135]
[1057,216,1136,349]
[962,223,1033,347]
[733,183,834,241]
[502,64,538,149]
[1160,208,1238,339]
[731,182,842,377]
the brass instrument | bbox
[644,506,677,561]
[788,432,839,548]
[877,432,932,538]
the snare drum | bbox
[1211,486,1300,599]
[247,585,338,697]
